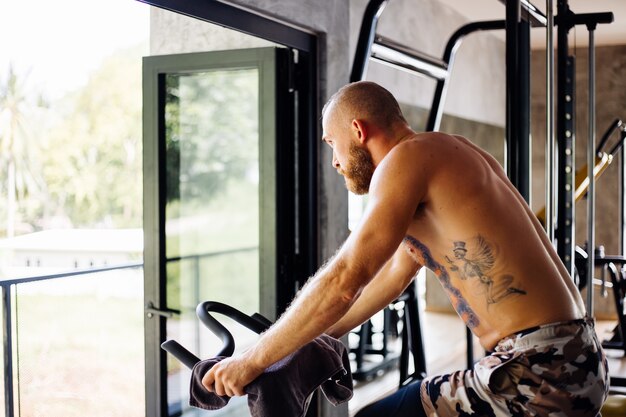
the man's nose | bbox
[332,152,340,169]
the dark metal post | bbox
[545,0,556,242]
[350,0,389,82]
[506,0,531,203]
[426,20,506,132]
[556,0,576,276]
[622,130,626,257]
[466,327,474,369]
[506,0,520,178]
[519,19,532,203]
[2,285,14,417]
[586,25,596,315]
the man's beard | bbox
[339,142,375,195]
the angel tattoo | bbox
[445,236,526,305]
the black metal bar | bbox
[466,327,474,369]
[505,0,519,179]
[196,301,271,336]
[586,26,596,316]
[608,128,626,157]
[593,255,626,265]
[555,12,614,28]
[506,0,533,202]
[350,0,389,82]
[161,340,201,369]
[0,261,143,287]
[499,0,547,27]
[136,0,316,53]
[545,0,556,242]
[2,285,14,417]
[371,36,448,81]
[603,264,626,354]
[621,132,626,257]
[426,20,506,132]
[404,281,427,377]
[610,376,626,387]
[156,70,170,417]
[276,48,298,314]
[556,0,576,276]
[165,246,258,263]
[163,303,273,369]
[596,118,622,155]
[519,19,532,202]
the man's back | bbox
[397,132,585,350]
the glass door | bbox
[143,48,293,416]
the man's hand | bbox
[201,354,265,397]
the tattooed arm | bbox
[326,245,421,338]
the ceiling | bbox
[436,0,626,48]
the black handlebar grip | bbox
[161,339,201,370]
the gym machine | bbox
[350,0,522,383]
[351,0,616,389]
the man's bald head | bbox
[322,81,408,132]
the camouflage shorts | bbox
[420,317,609,416]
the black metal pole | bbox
[426,20,506,132]
[518,19,532,202]
[506,0,532,203]
[2,285,14,417]
[545,0,556,242]
[506,0,520,180]
[621,129,626,257]
[586,25,597,315]
[350,0,389,82]
[556,0,576,276]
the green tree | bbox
[42,44,145,228]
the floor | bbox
[348,312,626,416]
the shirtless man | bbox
[202,81,609,416]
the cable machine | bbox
[351,0,616,389]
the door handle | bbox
[145,301,181,318]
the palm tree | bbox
[0,64,45,237]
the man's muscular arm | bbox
[202,141,428,397]
[326,245,421,338]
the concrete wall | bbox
[531,45,626,318]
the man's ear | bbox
[351,119,368,144]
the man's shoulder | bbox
[387,132,464,165]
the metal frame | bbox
[1,262,143,417]
[427,20,506,132]
[137,0,316,52]
[500,0,548,27]
[554,0,614,277]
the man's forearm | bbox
[243,256,362,370]
[326,256,417,338]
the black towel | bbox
[189,334,353,416]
